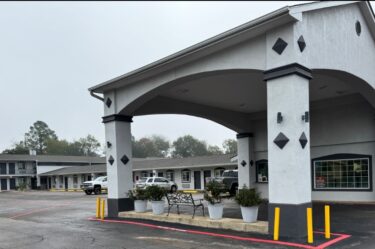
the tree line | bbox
[133,135,237,158]
[2,121,237,158]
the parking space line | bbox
[314,231,351,249]
[8,203,72,219]
[89,218,351,249]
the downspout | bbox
[90,91,104,101]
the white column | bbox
[237,133,255,189]
[104,115,134,217]
[265,64,312,238]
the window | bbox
[214,168,225,177]
[256,160,268,183]
[222,170,238,178]
[8,163,15,174]
[154,178,163,183]
[141,171,148,178]
[166,170,174,181]
[18,162,26,170]
[81,175,85,183]
[181,169,191,183]
[0,163,6,174]
[158,172,164,177]
[313,154,372,191]
[73,175,78,184]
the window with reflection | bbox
[313,154,372,191]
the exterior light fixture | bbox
[106,141,112,148]
[302,111,309,123]
[277,112,283,124]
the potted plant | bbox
[146,185,166,215]
[128,187,148,213]
[204,180,226,220]
[235,185,262,223]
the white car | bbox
[135,177,178,192]
[81,176,108,195]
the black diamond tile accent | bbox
[121,154,129,165]
[297,35,306,52]
[272,38,288,55]
[273,132,289,149]
[106,98,112,108]
[106,141,112,148]
[241,160,247,167]
[108,155,114,165]
[299,132,308,149]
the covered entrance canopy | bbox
[89,1,375,238]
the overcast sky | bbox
[1,1,372,152]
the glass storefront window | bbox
[313,155,371,190]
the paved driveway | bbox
[0,191,374,249]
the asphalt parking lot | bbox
[0,191,374,249]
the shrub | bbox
[17,182,28,191]
[204,180,226,205]
[128,187,148,201]
[235,185,262,207]
[146,185,166,201]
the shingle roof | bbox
[40,154,236,176]
[0,154,105,164]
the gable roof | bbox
[89,1,374,94]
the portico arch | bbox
[121,69,264,133]
[89,1,375,239]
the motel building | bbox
[0,154,238,191]
[88,1,375,238]
[40,154,237,191]
[0,154,104,191]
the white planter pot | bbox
[208,203,224,220]
[240,205,259,223]
[134,200,147,213]
[151,200,165,215]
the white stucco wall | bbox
[252,96,375,201]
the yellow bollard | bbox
[100,199,105,220]
[307,207,313,244]
[96,197,101,218]
[325,205,331,239]
[273,207,280,241]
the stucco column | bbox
[103,114,134,217]
[264,64,312,238]
[237,133,255,189]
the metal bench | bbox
[166,192,204,218]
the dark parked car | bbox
[210,169,238,195]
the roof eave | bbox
[89,6,294,94]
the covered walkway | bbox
[89,1,375,238]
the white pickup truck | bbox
[81,176,108,195]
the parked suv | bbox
[135,177,178,192]
[210,169,238,195]
[81,176,108,195]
